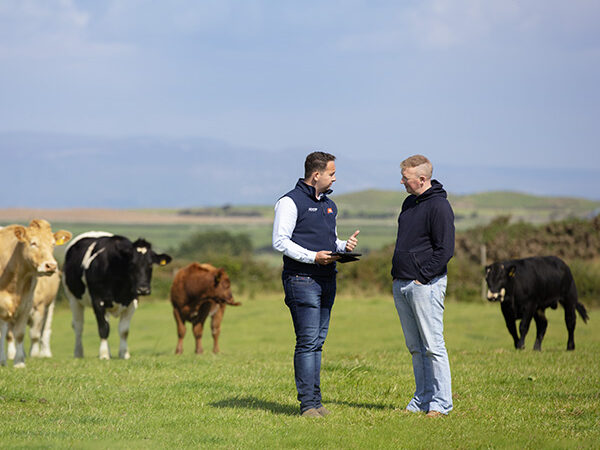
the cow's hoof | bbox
[99,354,110,360]
[13,362,26,369]
[119,352,130,360]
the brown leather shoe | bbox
[316,406,331,417]
[301,408,323,418]
[426,411,445,418]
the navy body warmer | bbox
[282,179,338,278]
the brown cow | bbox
[170,263,240,354]
[6,270,61,359]
[0,220,71,367]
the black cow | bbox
[62,232,172,359]
[485,256,589,351]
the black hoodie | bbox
[391,180,455,284]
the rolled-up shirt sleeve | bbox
[272,196,318,264]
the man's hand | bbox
[345,230,360,252]
[315,251,340,265]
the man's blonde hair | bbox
[400,155,433,179]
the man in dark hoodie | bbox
[391,154,454,417]
[273,151,359,418]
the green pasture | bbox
[1,293,598,448]
[36,220,400,264]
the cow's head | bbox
[13,219,72,276]
[129,238,172,296]
[485,262,516,302]
[213,268,240,306]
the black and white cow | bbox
[62,232,172,359]
[485,256,589,351]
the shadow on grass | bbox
[210,396,396,415]
[328,399,396,410]
[210,396,298,416]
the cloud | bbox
[0,0,133,59]
[335,0,600,52]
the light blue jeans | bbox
[393,276,453,415]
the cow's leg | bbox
[91,302,111,360]
[0,320,8,366]
[29,303,45,358]
[500,302,520,349]
[173,307,187,355]
[39,300,55,357]
[517,305,537,350]
[532,308,548,351]
[118,300,137,359]
[564,303,577,351]
[192,303,212,354]
[68,295,85,358]
[6,329,16,360]
[210,304,226,354]
[11,314,29,368]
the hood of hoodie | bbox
[414,179,447,203]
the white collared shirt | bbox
[272,196,347,264]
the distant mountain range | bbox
[2,132,599,208]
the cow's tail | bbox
[576,302,589,323]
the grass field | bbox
[1,294,598,448]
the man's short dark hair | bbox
[304,152,336,179]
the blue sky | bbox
[1,1,600,205]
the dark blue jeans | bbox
[283,273,336,413]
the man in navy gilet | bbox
[273,151,359,418]
[392,154,454,417]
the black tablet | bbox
[331,252,362,263]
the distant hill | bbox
[450,191,600,211]
[330,189,600,226]
[177,188,600,227]
[3,132,600,209]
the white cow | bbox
[0,220,71,367]
[6,270,61,358]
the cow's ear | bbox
[13,226,28,242]
[485,265,491,273]
[214,268,224,287]
[508,265,516,277]
[54,230,72,246]
[152,252,172,266]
